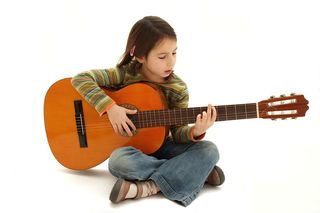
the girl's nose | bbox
[167,55,175,67]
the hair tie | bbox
[130,46,136,57]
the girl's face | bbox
[138,38,177,83]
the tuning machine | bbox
[270,94,287,98]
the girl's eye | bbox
[159,52,176,59]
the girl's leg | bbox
[150,140,219,206]
[108,146,167,180]
[108,146,166,203]
[108,139,220,206]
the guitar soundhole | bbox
[121,104,140,131]
[121,104,138,111]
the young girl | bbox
[71,16,224,206]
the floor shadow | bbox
[59,167,110,178]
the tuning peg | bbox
[290,93,296,96]
[271,118,277,121]
[270,95,275,99]
[280,94,286,97]
[291,117,297,119]
[281,118,287,120]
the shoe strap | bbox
[135,180,159,199]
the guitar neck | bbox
[130,103,258,128]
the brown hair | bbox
[117,16,176,71]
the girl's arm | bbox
[71,68,124,115]
[71,68,137,136]
[170,93,207,143]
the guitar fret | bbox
[236,104,246,120]
[137,112,143,128]
[144,111,147,127]
[158,110,164,126]
[192,108,195,122]
[151,111,154,126]
[153,110,157,127]
[182,108,186,125]
[162,109,165,125]
[182,109,186,125]
[216,106,225,121]
[245,104,248,119]
[150,111,152,127]
[146,111,149,127]
[156,110,159,126]
[225,105,228,120]
[233,105,238,120]
[134,103,258,129]
[152,110,156,127]
[181,108,187,125]
[150,111,153,127]
[165,109,169,126]
[145,111,147,127]
[235,105,237,120]
[187,110,196,123]
[151,111,154,127]
[246,104,257,119]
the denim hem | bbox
[150,171,193,206]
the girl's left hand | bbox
[193,104,217,137]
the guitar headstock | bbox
[258,94,309,120]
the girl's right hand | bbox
[106,104,137,136]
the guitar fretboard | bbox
[129,103,258,129]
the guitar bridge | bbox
[74,100,88,148]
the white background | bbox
[0,0,319,212]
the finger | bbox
[211,106,217,121]
[207,104,212,121]
[126,109,137,114]
[122,123,133,136]
[111,123,119,135]
[117,123,125,136]
[196,114,202,124]
[202,111,207,121]
[127,119,137,132]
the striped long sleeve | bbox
[71,68,124,115]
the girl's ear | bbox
[135,56,145,64]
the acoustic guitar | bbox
[44,78,309,170]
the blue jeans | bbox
[108,138,220,206]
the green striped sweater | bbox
[71,65,204,143]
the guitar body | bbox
[44,78,167,170]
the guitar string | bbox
[74,111,259,130]
[72,102,303,130]
[73,103,258,126]
[75,110,258,125]
[74,105,303,131]
[75,110,258,122]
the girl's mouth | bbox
[164,70,173,74]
